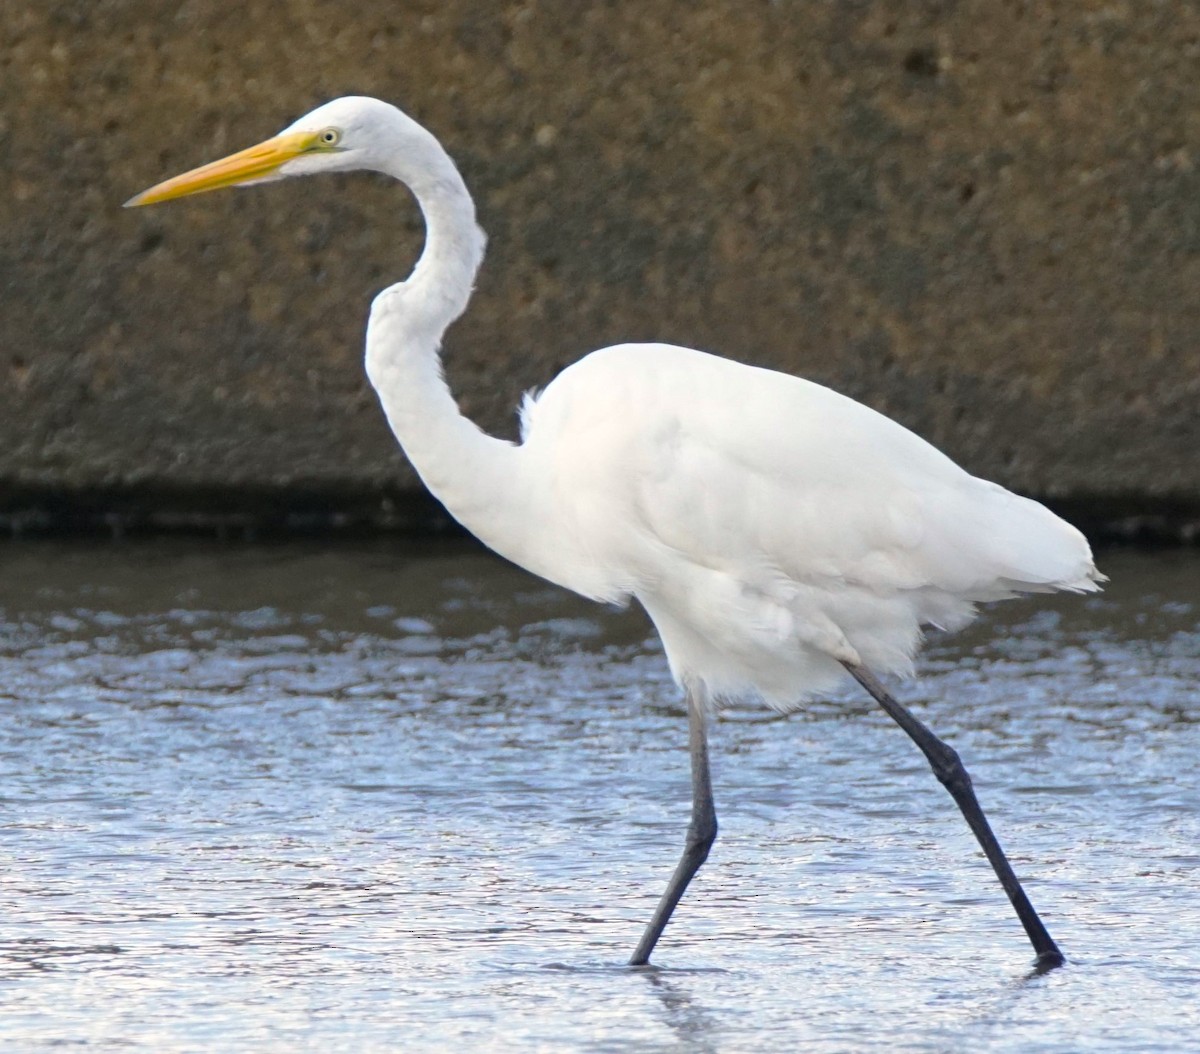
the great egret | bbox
[128,96,1102,971]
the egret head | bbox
[125,96,432,207]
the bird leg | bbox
[842,661,1065,971]
[629,684,718,966]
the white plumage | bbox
[128,95,1099,969]
[513,342,1100,707]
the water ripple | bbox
[0,541,1197,1051]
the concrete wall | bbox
[3,2,1198,533]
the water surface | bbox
[1,540,1198,1051]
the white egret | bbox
[127,96,1102,970]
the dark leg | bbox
[629,685,718,966]
[843,662,1065,970]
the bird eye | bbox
[318,128,341,147]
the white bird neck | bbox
[364,132,529,555]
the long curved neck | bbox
[365,136,530,558]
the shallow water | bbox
[1,539,1197,1052]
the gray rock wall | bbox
[3,2,1198,533]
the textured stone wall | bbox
[3,2,1198,531]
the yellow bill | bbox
[124,130,321,208]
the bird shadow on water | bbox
[934,960,1068,1052]
[529,959,724,1052]
[531,952,1064,1053]
[634,967,722,1054]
